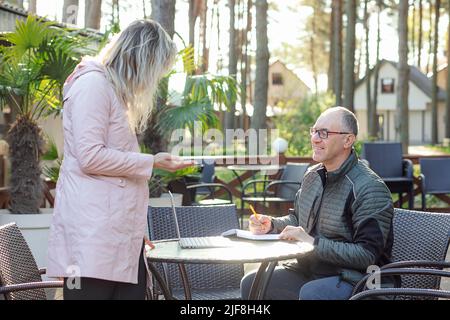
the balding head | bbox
[320,107,359,136]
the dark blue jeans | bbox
[241,266,354,300]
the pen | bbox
[249,204,260,220]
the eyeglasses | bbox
[309,127,352,139]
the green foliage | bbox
[274,93,334,156]
[156,46,239,136]
[0,15,94,119]
[148,166,199,198]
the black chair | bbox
[419,158,450,210]
[240,163,309,224]
[361,142,414,209]
[186,160,233,205]
[0,223,63,300]
[147,204,244,300]
[350,208,450,300]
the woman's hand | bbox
[153,153,195,172]
[279,226,314,245]
[248,214,272,235]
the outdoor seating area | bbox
[2,0,450,306]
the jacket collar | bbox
[316,150,358,184]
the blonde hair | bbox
[98,19,177,134]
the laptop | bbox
[167,191,233,249]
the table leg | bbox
[248,261,277,300]
[147,261,174,300]
[178,263,192,300]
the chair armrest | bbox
[263,181,301,198]
[402,159,414,178]
[0,280,63,295]
[380,260,450,270]
[186,183,233,202]
[242,179,272,196]
[350,287,450,300]
[352,264,450,296]
[419,173,426,191]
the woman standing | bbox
[47,20,193,300]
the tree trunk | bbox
[411,0,416,63]
[7,116,44,214]
[431,0,440,145]
[418,0,423,68]
[85,0,102,30]
[397,0,410,152]
[240,0,252,129]
[446,0,450,139]
[62,0,79,25]
[364,0,373,138]
[199,1,208,73]
[143,0,176,153]
[426,0,433,75]
[310,2,318,95]
[151,0,176,37]
[328,2,335,93]
[343,0,356,111]
[28,0,37,13]
[225,0,237,130]
[333,0,343,106]
[251,0,269,131]
[371,0,382,139]
[189,0,198,48]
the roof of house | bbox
[356,59,447,101]
[0,1,103,38]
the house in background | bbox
[354,59,447,144]
[247,59,311,108]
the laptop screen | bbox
[167,191,182,240]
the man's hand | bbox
[153,153,195,172]
[279,226,314,245]
[249,214,272,235]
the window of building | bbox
[272,73,283,85]
[381,78,395,93]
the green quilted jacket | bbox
[271,151,394,285]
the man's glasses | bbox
[310,127,352,139]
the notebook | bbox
[167,191,233,249]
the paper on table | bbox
[221,229,280,240]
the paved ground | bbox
[408,145,449,156]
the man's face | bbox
[310,112,353,168]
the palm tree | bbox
[397,0,410,152]
[0,16,91,213]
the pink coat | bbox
[47,59,154,283]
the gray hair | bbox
[98,19,177,134]
[340,108,359,136]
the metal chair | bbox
[186,160,233,205]
[0,223,63,300]
[361,142,414,209]
[419,158,450,210]
[240,163,309,224]
[350,208,450,300]
[147,204,244,300]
